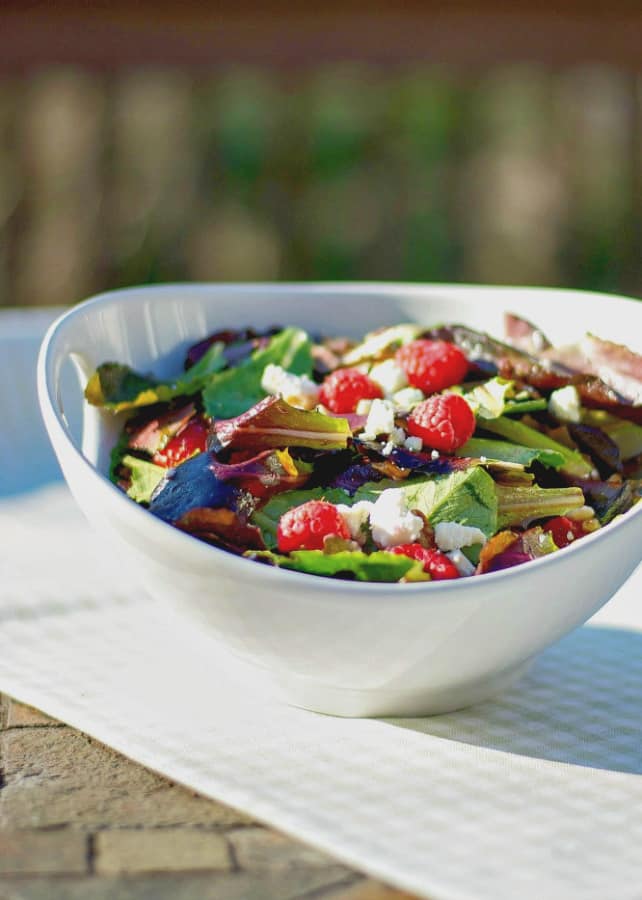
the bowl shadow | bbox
[383,625,642,775]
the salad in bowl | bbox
[38,284,642,716]
[86,313,641,585]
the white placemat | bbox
[2,310,642,900]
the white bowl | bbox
[38,283,642,717]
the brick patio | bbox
[0,694,415,899]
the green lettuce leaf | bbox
[582,411,642,461]
[456,437,565,470]
[464,377,514,419]
[121,454,166,504]
[495,483,586,529]
[464,377,546,419]
[251,486,350,549]
[109,430,132,482]
[85,342,227,412]
[502,399,548,415]
[355,467,498,538]
[341,324,422,366]
[247,549,429,582]
[203,327,312,418]
[480,415,594,478]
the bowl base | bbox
[266,660,532,718]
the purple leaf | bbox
[149,451,240,523]
[184,328,276,369]
[215,396,351,452]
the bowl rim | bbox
[37,280,642,599]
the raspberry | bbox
[390,543,460,580]
[318,368,383,413]
[396,339,468,394]
[543,516,587,549]
[407,393,475,452]
[152,418,209,467]
[277,500,350,552]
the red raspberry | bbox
[407,393,475,452]
[277,500,350,552]
[318,368,383,413]
[543,516,587,549]
[390,544,460,580]
[152,418,209,467]
[396,339,468,394]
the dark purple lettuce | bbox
[387,447,472,476]
[184,327,277,370]
[568,423,622,476]
[149,451,240,524]
[329,463,385,495]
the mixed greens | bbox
[86,314,642,583]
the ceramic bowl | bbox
[38,283,642,717]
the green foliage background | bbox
[0,64,640,306]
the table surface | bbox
[0,694,415,900]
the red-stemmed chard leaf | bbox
[210,448,311,498]
[127,403,197,455]
[214,396,351,452]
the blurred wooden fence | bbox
[0,4,640,305]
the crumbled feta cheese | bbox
[381,441,395,456]
[261,364,319,410]
[548,385,581,424]
[361,398,396,441]
[336,501,373,545]
[446,549,476,577]
[369,488,424,548]
[390,426,406,446]
[404,435,423,452]
[392,387,425,412]
[566,505,595,521]
[368,359,408,396]
[356,398,374,415]
[434,521,487,552]
[430,450,440,460]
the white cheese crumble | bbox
[261,364,319,410]
[336,501,373,545]
[566,505,595,521]
[356,398,374,415]
[548,385,581,424]
[446,549,476,577]
[404,435,423,452]
[434,521,487,552]
[369,488,424,548]
[430,450,440,460]
[390,426,406,446]
[361,398,396,441]
[368,359,408,396]
[392,386,425,412]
